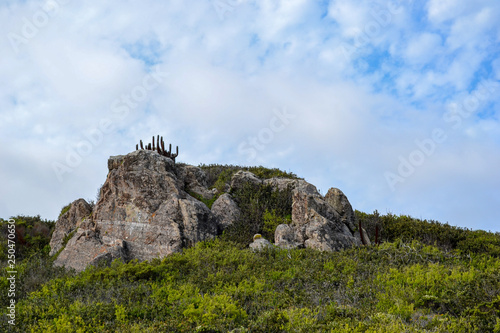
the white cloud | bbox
[328,1,372,39]
[404,32,442,66]
[427,0,467,24]
[0,0,499,233]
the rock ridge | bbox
[51,149,369,271]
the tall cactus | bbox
[135,136,179,163]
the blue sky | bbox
[1,0,499,232]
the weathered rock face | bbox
[286,188,361,251]
[53,150,219,271]
[263,178,319,196]
[211,193,240,230]
[49,199,92,256]
[324,188,356,232]
[176,164,215,200]
[274,224,302,249]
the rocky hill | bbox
[50,149,369,271]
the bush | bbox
[1,236,500,332]
[223,183,293,244]
[355,211,500,257]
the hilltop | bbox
[48,149,368,272]
[1,150,499,332]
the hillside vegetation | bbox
[1,165,499,332]
[1,212,499,332]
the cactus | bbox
[135,136,179,163]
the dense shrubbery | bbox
[356,210,500,257]
[223,183,293,244]
[0,216,73,313]
[2,192,500,331]
[0,215,55,262]
[1,236,499,332]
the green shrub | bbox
[355,210,500,257]
[262,209,291,241]
[223,183,293,244]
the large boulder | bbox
[264,178,319,196]
[290,190,360,251]
[264,177,362,251]
[211,193,240,230]
[324,188,356,232]
[49,199,93,256]
[52,150,219,271]
[274,224,302,249]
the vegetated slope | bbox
[1,213,500,332]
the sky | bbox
[1,0,499,232]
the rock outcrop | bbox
[211,193,240,230]
[229,171,365,251]
[53,150,219,271]
[176,164,216,200]
[49,199,92,256]
[51,149,370,271]
[272,183,362,251]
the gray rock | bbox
[230,170,262,191]
[324,188,356,232]
[49,199,92,256]
[249,235,273,251]
[274,224,301,249]
[228,171,362,252]
[264,178,319,196]
[283,187,361,252]
[53,150,219,272]
[211,193,240,230]
[302,215,357,252]
[176,164,214,200]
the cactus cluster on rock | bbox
[136,135,179,162]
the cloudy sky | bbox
[1,0,499,232]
